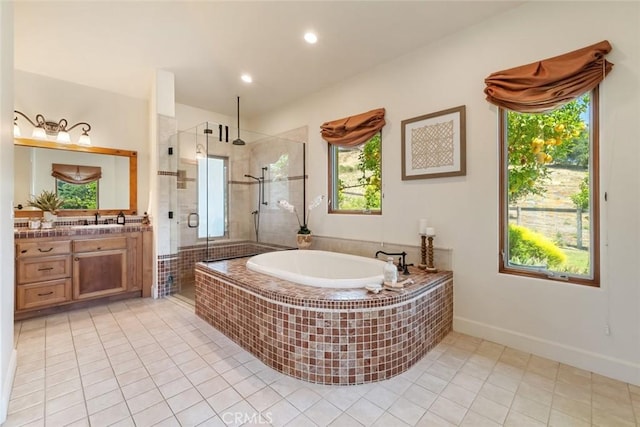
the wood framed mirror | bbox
[14,138,137,217]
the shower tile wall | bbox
[156,114,178,297]
[248,126,307,247]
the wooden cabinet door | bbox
[73,249,127,300]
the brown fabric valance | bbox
[52,163,102,184]
[320,108,385,147]
[484,40,613,113]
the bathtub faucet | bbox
[375,250,412,275]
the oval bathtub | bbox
[246,250,386,288]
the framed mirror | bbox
[14,138,137,217]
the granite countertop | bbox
[14,224,152,239]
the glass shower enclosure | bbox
[166,122,306,300]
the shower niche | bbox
[166,122,306,299]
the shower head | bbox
[244,174,261,181]
[233,96,246,146]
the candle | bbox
[426,227,435,236]
[419,219,428,234]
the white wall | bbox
[175,103,234,133]
[0,2,16,422]
[252,2,640,385]
[14,71,150,214]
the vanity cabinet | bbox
[73,237,128,300]
[15,240,73,311]
[15,229,151,319]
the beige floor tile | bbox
[429,396,468,425]
[511,394,551,423]
[44,402,87,427]
[120,376,156,400]
[286,387,322,412]
[116,366,149,387]
[152,366,186,387]
[176,400,217,426]
[246,386,284,412]
[517,381,553,406]
[344,397,384,425]
[441,382,477,408]
[8,389,45,414]
[416,372,449,394]
[207,386,244,413]
[303,399,342,426]
[478,381,515,407]
[461,410,502,426]
[268,399,302,427]
[131,401,174,426]
[504,409,547,427]
[196,375,232,399]
[551,394,591,423]
[416,410,457,426]
[548,408,590,426]
[86,388,125,415]
[451,370,485,393]
[2,404,44,427]
[166,387,203,413]
[126,387,164,414]
[88,403,131,427]
[45,388,85,416]
[387,396,428,425]
[592,406,638,427]
[469,395,509,424]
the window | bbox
[328,132,381,213]
[500,90,599,286]
[57,180,98,209]
[197,156,228,238]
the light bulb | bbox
[32,127,47,139]
[13,123,21,138]
[56,131,71,144]
[77,133,91,146]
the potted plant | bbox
[277,196,324,249]
[28,190,65,224]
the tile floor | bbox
[4,297,639,427]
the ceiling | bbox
[14,1,523,118]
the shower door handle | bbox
[187,213,199,228]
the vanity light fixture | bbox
[304,32,318,44]
[13,110,92,146]
[241,74,253,83]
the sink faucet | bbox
[94,212,100,225]
[375,250,412,275]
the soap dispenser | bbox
[383,257,397,284]
[116,211,126,225]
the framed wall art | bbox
[401,105,466,180]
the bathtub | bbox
[246,250,386,288]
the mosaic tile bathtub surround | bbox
[195,259,453,385]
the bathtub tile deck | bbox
[5,297,640,427]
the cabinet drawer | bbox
[17,279,72,311]
[16,240,71,258]
[73,237,127,253]
[17,255,71,284]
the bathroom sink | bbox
[71,224,126,229]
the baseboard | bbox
[454,316,640,387]
[0,348,17,424]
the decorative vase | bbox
[296,233,312,249]
[43,211,57,222]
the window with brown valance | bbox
[52,164,102,184]
[484,40,613,113]
[320,108,386,147]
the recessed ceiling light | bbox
[304,32,318,44]
[241,74,252,83]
